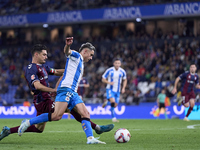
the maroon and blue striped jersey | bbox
[179,71,199,94]
[25,63,54,103]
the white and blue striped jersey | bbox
[58,51,84,92]
[102,67,126,93]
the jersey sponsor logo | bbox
[187,80,194,83]
[31,75,35,80]
[39,76,48,80]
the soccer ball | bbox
[114,128,131,143]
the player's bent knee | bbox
[184,104,189,108]
[54,115,62,121]
[52,114,63,121]
[114,103,118,108]
[81,112,90,118]
[190,104,195,107]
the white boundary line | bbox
[45,125,200,133]
[187,124,200,129]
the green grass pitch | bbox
[0,119,200,150]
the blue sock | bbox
[29,113,49,125]
[81,119,93,138]
[111,106,115,118]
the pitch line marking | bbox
[187,124,200,129]
[46,126,199,133]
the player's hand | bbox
[109,82,114,85]
[121,88,125,94]
[66,37,73,46]
[171,88,177,95]
[196,84,200,89]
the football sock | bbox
[81,118,93,138]
[70,109,97,130]
[164,112,168,119]
[29,113,49,125]
[10,125,42,134]
[186,107,193,117]
[111,102,115,118]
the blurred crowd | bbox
[0,0,198,16]
[1,28,200,105]
[0,0,200,105]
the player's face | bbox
[83,48,94,62]
[37,50,48,64]
[113,60,121,70]
[190,64,196,73]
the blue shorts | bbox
[106,89,120,103]
[55,87,83,111]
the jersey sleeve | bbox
[122,70,127,80]
[102,69,109,79]
[157,94,161,100]
[179,72,187,80]
[45,65,54,75]
[70,51,80,58]
[25,64,39,85]
[195,75,199,85]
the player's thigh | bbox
[183,102,190,108]
[114,92,120,103]
[74,103,90,118]
[107,89,114,101]
[109,97,115,103]
[34,100,55,116]
[35,122,47,131]
[189,99,195,107]
[54,102,68,117]
[181,94,189,105]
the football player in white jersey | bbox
[18,37,107,144]
[102,58,127,122]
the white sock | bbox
[87,136,94,140]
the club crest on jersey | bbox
[31,75,35,80]
[195,76,197,80]
[65,96,70,102]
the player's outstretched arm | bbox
[171,77,180,94]
[64,37,73,56]
[54,69,65,76]
[33,81,56,93]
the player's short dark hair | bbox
[190,62,196,66]
[113,58,121,62]
[79,42,95,52]
[31,44,47,56]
